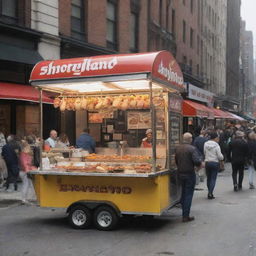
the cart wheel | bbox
[93,205,119,231]
[68,205,92,229]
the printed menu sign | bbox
[127,111,151,130]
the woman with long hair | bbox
[19,140,37,204]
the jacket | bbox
[248,139,256,168]
[175,143,202,176]
[204,140,224,163]
[20,152,37,173]
[1,143,20,170]
[76,133,96,153]
[193,135,208,157]
[229,138,248,164]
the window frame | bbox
[106,0,118,51]
[190,0,193,14]
[182,20,186,43]
[0,0,18,24]
[190,27,194,48]
[71,0,86,41]
[130,11,139,53]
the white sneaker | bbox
[6,184,14,193]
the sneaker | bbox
[250,184,255,189]
[208,193,215,199]
[6,184,14,193]
[182,216,195,222]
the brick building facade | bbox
[0,0,177,142]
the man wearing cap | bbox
[229,130,249,191]
[141,129,152,148]
[175,132,202,222]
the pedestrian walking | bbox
[204,132,224,199]
[1,135,21,192]
[0,130,7,186]
[175,132,202,222]
[19,140,37,204]
[193,128,208,182]
[247,132,256,189]
[228,131,249,191]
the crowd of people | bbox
[0,133,40,204]
[0,128,96,203]
[175,121,256,222]
[0,121,255,219]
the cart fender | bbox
[66,200,121,216]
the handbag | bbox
[219,160,225,172]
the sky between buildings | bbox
[241,0,256,56]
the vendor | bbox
[141,129,152,148]
[56,133,70,148]
[76,128,96,153]
[45,130,58,148]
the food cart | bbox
[29,51,185,230]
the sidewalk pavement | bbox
[0,183,23,207]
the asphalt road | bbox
[1,163,256,256]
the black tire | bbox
[68,205,92,229]
[93,205,119,231]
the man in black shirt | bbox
[175,132,202,222]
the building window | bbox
[183,55,187,64]
[197,35,199,54]
[159,0,162,26]
[182,20,186,43]
[0,0,17,24]
[130,12,138,52]
[190,0,193,13]
[189,59,193,73]
[107,0,118,50]
[190,28,194,48]
[71,0,85,40]
[171,9,175,37]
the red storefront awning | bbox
[213,108,245,121]
[213,108,233,119]
[183,100,214,119]
[228,112,245,121]
[0,82,53,103]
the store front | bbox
[0,82,53,137]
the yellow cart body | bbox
[31,170,180,216]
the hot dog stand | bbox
[29,51,185,230]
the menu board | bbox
[127,111,151,130]
[169,114,181,167]
[170,115,180,144]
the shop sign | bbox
[39,57,118,76]
[188,84,214,106]
[30,51,184,91]
[169,95,183,113]
[156,61,184,88]
[59,184,132,194]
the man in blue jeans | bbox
[204,132,224,199]
[175,133,202,222]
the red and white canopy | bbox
[30,51,184,93]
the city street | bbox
[1,164,256,256]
